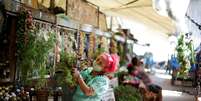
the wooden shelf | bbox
[0,10,17,84]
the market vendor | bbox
[126,57,162,101]
[126,57,150,88]
[72,53,119,101]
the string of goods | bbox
[89,32,95,58]
[79,31,85,56]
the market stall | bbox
[0,0,116,100]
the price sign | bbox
[101,88,115,101]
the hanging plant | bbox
[187,40,195,64]
[101,37,109,52]
[176,34,190,77]
[110,36,118,54]
[118,43,126,66]
[16,10,36,84]
[16,11,29,57]
[93,36,106,59]
[65,30,76,54]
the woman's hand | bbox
[72,68,80,80]
[123,80,130,84]
[72,68,95,96]
[139,80,146,89]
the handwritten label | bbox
[101,88,115,101]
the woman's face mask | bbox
[93,61,102,72]
[93,56,104,72]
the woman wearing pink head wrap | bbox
[72,53,119,101]
[96,53,119,73]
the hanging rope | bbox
[185,14,201,30]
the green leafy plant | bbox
[56,51,76,87]
[117,43,126,66]
[34,30,56,90]
[176,34,190,77]
[115,32,122,36]
[35,66,48,90]
[94,47,105,59]
[16,11,36,84]
[187,40,195,64]
[16,10,56,87]
[114,85,142,101]
[115,71,128,84]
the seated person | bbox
[126,57,162,100]
[126,57,150,86]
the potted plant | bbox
[35,67,49,101]
[55,51,76,87]
[54,51,77,100]
[176,34,190,77]
[33,28,56,101]
[16,10,56,101]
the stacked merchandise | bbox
[60,29,77,54]
[0,85,30,101]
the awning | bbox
[87,0,175,36]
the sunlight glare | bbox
[162,90,182,97]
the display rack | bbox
[0,9,17,84]
[0,0,110,83]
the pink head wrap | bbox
[99,53,119,73]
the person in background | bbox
[127,57,157,88]
[144,52,154,73]
[124,57,141,88]
[170,54,180,85]
[72,53,119,101]
[166,60,171,74]
[126,57,162,101]
[194,49,201,87]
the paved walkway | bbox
[149,69,195,101]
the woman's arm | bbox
[73,68,94,96]
[77,74,95,96]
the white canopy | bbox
[87,0,176,36]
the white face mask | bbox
[93,61,102,72]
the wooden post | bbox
[97,7,99,28]
[66,0,68,15]
[50,0,55,10]
[110,16,113,31]
[8,16,17,82]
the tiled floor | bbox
[149,69,195,101]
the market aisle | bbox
[149,69,195,101]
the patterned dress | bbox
[73,67,109,101]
